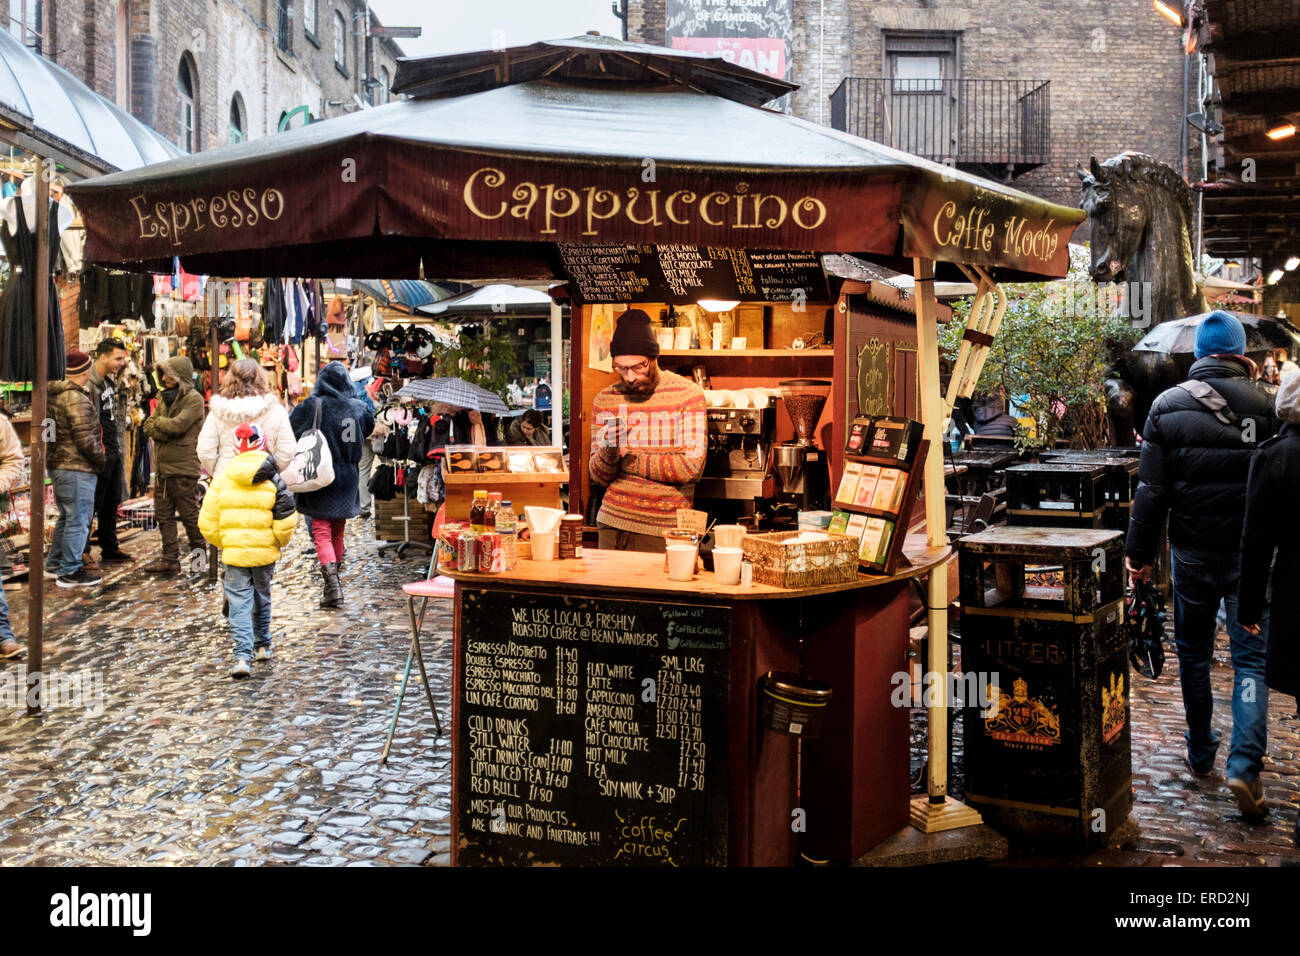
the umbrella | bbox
[394,377,509,415]
[1133,311,1300,357]
[353,279,453,313]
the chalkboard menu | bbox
[556,243,829,305]
[457,589,731,867]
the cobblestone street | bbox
[0,521,453,866]
[1,518,1297,867]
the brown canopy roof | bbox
[67,36,1083,285]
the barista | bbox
[589,310,707,552]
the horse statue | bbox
[1077,152,1205,443]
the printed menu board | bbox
[556,243,829,305]
[456,589,731,866]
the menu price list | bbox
[556,242,828,304]
[456,589,730,866]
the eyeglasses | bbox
[613,359,651,377]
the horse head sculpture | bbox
[1078,152,1205,445]
[1077,152,1203,321]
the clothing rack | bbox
[374,398,439,559]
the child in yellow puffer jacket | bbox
[199,423,297,678]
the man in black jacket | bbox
[1126,311,1276,816]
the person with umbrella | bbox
[1126,311,1277,815]
[290,361,374,608]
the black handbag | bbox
[1127,580,1167,679]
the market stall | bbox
[66,35,1086,863]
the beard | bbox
[615,365,659,398]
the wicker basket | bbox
[742,531,860,588]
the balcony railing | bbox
[830,77,1051,179]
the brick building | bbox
[624,0,1191,224]
[5,1,405,154]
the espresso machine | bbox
[694,399,777,523]
[772,379,832,521]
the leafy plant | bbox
[940,244,1140,450]
[426,323,520,400]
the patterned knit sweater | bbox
[589,369,707,536]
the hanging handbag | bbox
[282,398,335,493]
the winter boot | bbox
[319,562,343,609]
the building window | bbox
[885,33,958,93]
[304,0,316,37]
[229,94,246,144]
[177,56,197,152]
[380,66,390,104]
[8,0,42,52]
[333,10,347,70]
[114,0,128,107]
[276,0,293,53]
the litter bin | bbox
[958,526,1131,848]
[1005,462,1108,529]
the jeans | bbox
[47,470,97,576]
[224,563,274,662]
[156,474,204,564]
[358,443,375,511]
[311,518,347,564]
[1170,546,1270,780]
[0,578,14,644]
[92,455,126,554]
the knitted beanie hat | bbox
[609,309,659,360]
[234,422,267,454]
[65,350,91,375]
[1194,310,1247,359]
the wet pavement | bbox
[0,520,453,866]
[1,517,1297,866]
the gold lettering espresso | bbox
[463,167,827,237]
[129,187,285,246]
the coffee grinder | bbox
[773,379,832,520]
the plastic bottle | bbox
[497,499,518,570]
[485,492,502,531]
[469,490,488,533]
[945,419,962,454]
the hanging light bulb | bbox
[1265,117,1297,140]
[1267,269,1284,284]
[1285,256,1300,272]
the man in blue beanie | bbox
[1127,310,1277,815]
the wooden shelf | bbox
[660,349,833,358]
[833,500,900,520]
[443,471,568,485]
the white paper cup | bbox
[666,544,697,581]
[656,328,675,350]
[714,524,746,549]
[532,531,556,561]
[713,547,743,585]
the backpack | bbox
[1177,380,1245,427]
[282,398,335,493]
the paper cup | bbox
[714,524,746,549]
[656,328,675,350]
[666,544,698,582]
[713,547,743,585]
[673,327,692,349]
[532,531,556,561]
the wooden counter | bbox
[442,534,952,599]
[445,536,953,867]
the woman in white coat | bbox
[198,359,296,477]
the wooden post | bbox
[550,299,562,453]
[26,162,50,713]
[910,256,982,831]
